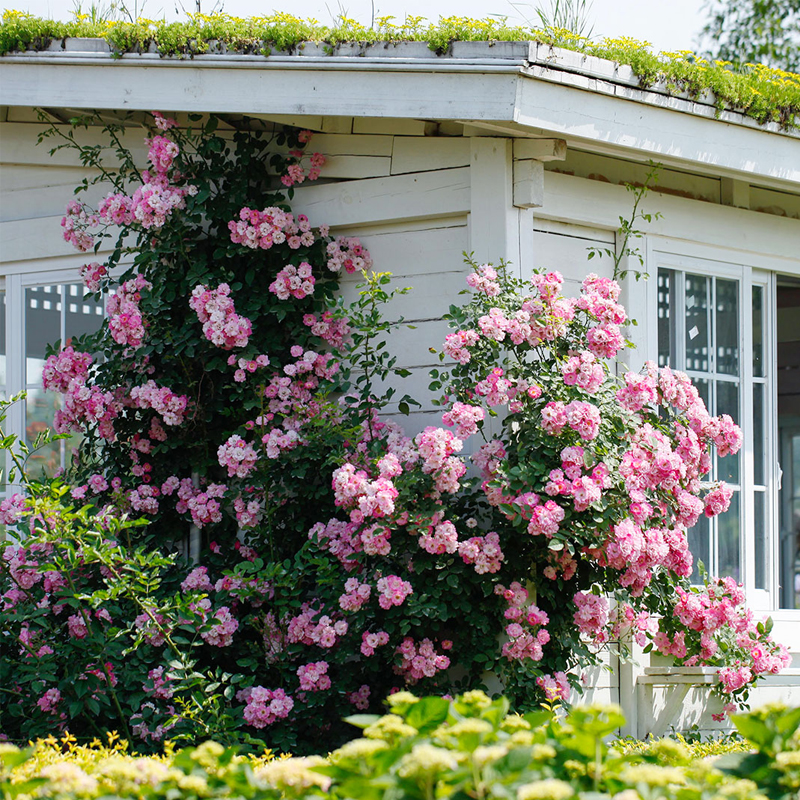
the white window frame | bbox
[643,237,798,627]
[2,263,109,494]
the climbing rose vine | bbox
[0,112,788,751]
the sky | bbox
[2,0,711,54]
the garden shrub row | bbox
[2,693,800,800]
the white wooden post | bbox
[468,137,520,269]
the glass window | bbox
[22,282,104,479]
[657,267,743,583]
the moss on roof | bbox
[1,10,798,130]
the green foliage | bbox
[587,162,662,282]
[4,696,800,800]
[1,10,798,129]
[698,0,800,72]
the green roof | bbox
[1,11,798,130]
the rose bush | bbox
[0,112,789,749]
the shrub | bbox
[2,696,800,800]
[0,111,789,750]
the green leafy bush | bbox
[3,695,800,799]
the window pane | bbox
[685,274,710,372]
[716,278,739,376]
[66,283,104,343]
[754,383,765,486]
[752,285,764,378]
[657,269,676,368]
[688,513,711,584]
[26,286,62,385]
[26,388,61,480]
[694,378,710,410]
[755,490,768,590]
[779,431,800,606]
[718,491,740,581]
[716,381,740,484]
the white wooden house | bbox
[1,38,799,736]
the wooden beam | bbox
[513,138,567,162]
[513,159,544,208]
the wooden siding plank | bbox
[313,133,393,156]
[319,155,392,179]
[1,164,102,191]
[291,167,470,228]
[391,137,470,174]
[1,215,74,261]
[1,181,107,223]
[0,121,149,167]
[354,118,436,136]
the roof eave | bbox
[1,47,798,190]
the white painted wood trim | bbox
[2,53,797,187]
[539,172,800,272]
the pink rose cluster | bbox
[360,630,390,656]
[287,603,348,648]
[495,582,550,661]
[465,264,501,296]
[240,686,294,729]
[233,495,263,528]
[200,606,239,648]
[172,480,226,528]
[261,347,339,419]
[43,346,119,441]
[536,672,571,703]
[540,400,601,441]
[227,353,270,383]
[80,261,108,292]
[0,493,28,527]
[376,575,413,610]
[297,661,331,692]
[96,136,196,231]
[130,380,189,426]
[348,684,371,709]
[333,463,399,524]
[458,531,504,574]
[36,688,62,715]
[61,200,98,252]
[395,637,450,683]
[107,275,152,348]
[441,401,484,438]
[303,310,351,349]
[326,237,373,273]
[668,577,791,678]
[217,434,259,478]
[414,426,467,494]
[228,206,315,250]
[269,262,315,300]
[561,350,605,394]
[189,283,252,350]
[573,591,611,645]
[611,603,658,647]
[339,577,371,611]
[419,519,459,555]
[281,148,325,186]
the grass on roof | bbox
[1,10,798,130]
